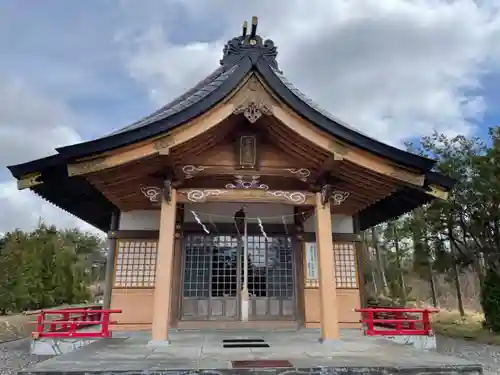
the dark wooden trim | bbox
[181,222,299,235]
[112,229,361,242]
[301,232,361,243]
[103,210,120,309]
[111,230,160,239]
[353,214,366,307]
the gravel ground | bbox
[436,334,500,375]
[1,335,500,375]
[0,339,48,375]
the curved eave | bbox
[8,153,64,179]
[255,61,436,172]
[54,60,253,160]
[358,170,456,230]
[426,170,456,190]
[31,175,117,232]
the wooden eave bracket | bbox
[426,184,449,200]
[17,172,42,190]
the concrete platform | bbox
[19,329,483,375]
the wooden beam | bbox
[67,102,236,177]
[270,105,425,187]
[17,172,42,190]
[176,165,316,181]
[176,188,315,205]
[318,154,343,175]
[427,185,449,200]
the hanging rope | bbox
[190,210,210,234]
[257,217,269,240]
[184,210,310,221]
[281,215,289,235]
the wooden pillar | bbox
[103,209,119,310]
[150,187,177,344]
[353,215,366,307]
[315,191,339,341]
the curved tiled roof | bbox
[9,30,437,175]
[109,65,238,136]
[6,22,456,231]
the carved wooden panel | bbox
[237,135,257,169]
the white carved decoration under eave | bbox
[286,168,311,182]
[331,191,350,205]
[265,190,307,204]
[140,186,163,203]
[225,175,269,189]
[187,189,229,202]
[182,165,206,179]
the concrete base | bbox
[20,329,483,375]
[31,338,97,356]
[318,337,341,345]
[147,339,171,347]
[383,334,437,350]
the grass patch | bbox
[432,309,500,345]
[0,314,35,343]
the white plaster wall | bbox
[118,210,161,230]
[303,214,354,234]
[184,203,294,224]
[118,206,352,232]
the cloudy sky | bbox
[1,0,499,234]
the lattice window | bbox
[114,240,158,288]
[334,243,357,288]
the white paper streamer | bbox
[190,210,210,234]
[257,217,269,241]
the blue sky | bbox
[1,0,499,232]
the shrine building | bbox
[8,18,454,344]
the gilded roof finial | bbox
[242,21,248,37]
[250,16,258,39]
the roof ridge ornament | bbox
[220,16,278,69]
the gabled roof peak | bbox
[220,17,279,70]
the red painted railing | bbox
[33,305,122,339]
[355,307,439,336]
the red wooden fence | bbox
[33,305,122,339]
[355,307,439,336]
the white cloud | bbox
[122,26,223,106]
[0,77,97,233]
[120,0,500,146]
[0,77,81,166]
[0,181,100,235]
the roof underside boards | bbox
[31,175,117,232]
[358,186,433,230]
[30,173,435,232]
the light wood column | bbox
[150,188,177,344]
[315,192,340,341]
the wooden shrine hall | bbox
[8,17,454,345]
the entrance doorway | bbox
[180,233,295,321]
